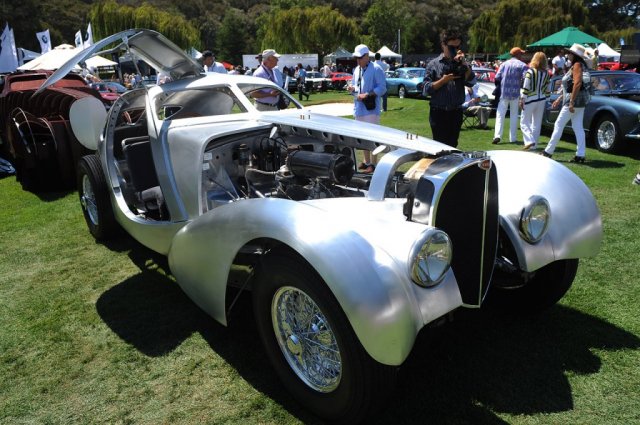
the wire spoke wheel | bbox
[596,120,616,150]
[272,286,342,392]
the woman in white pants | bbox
[520,52,550,150]
[542,44,591,163]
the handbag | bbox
[362,93,377,110]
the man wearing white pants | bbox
[492,47,528,144]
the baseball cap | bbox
[353,44,370,58]
[261,49,281,60]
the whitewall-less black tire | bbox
[77,155,118,241]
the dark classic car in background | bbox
[38,29,602,424]
[542,70,640,153]
[385,67,426,97]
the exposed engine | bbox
[201,130,371,211]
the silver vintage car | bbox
[40,30,603,423]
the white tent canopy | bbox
[17,44,117,71]
[376,46,401,59]
[596,42,620,61]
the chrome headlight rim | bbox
[519,195,551,243]
[408,229,452,287]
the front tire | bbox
[252,253,396,424]
[592,113,622,153]
[398,85,406,98]
[486,259,579,313]
[77,155,118,241]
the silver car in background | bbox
[39,29,603,424]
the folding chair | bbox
[462,108,480,129]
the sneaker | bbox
[540,151,552,158]
[523,144,536,151]
[633,173,640,185]
[492,137,500,144]
[570,156,585,164]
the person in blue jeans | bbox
[296,63,310,101]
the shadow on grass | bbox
[95,241,640,424]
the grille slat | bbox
[415,158,499,307]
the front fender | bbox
[488,150,602,271]
[168,198,449,365]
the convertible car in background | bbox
[542,70,640,153]
[40,29,602,423]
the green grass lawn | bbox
[1,94,639,424]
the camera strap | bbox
[358,63,368,93]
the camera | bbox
[445,60,468,77]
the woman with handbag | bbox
[541,43,591,163]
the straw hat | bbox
[568,43,586,59]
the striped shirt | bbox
[521,68,550,105]
[423,54,476,109]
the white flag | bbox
[36,29,52,53]
[83,23,93,49]
[74,30,82,48]
[0,23,19,73]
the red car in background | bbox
[89,81,127,103]
[329,72,352,90]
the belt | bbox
[430,104,462,112]
[257,101,278,107]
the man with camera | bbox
[348,44,387,173]
[423,30,476,148]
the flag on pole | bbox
[83,23,93,49]
[0,23,19,73]
[36,29,52,53]
[74,30,83,48]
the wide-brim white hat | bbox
[568,43,586,59]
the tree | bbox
[90,0,200,49]
[587,1,639,33]
[261,6,358,55]
[469,0,592,53]
[362,0,413,51]
[216,9,252,63]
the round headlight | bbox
[410,230,452,287]
[520,196,551,243]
